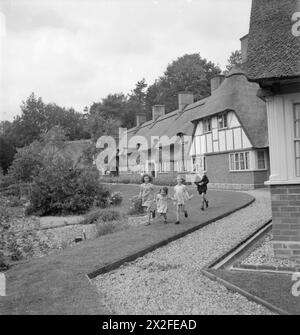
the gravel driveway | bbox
[93,189,275,315]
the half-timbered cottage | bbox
[116,39,269,190]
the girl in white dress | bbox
[138,174,155,225]
[173,175,193,225]
[156,187,172,224]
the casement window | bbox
[203,118,212,133]
[257,151,266,170]
[192,156,206,172]
[218,112,228,129]
[294,104,300,177]
[229,152,250,171]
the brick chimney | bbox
[210,75,225,93]
[136,112,146,127]
[152,105,165,121]
[240,34,248,64]
[178,92,194,111]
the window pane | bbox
[296,141,300,158]
[245,152,250,170]
[295,141,300,176]
[235,153,239,170]
[297,158,300,177]
[257,151,265,169]
[223,113,227,128]
[294,104,300,138]
[240,153,245,170]
[230,154,234,170]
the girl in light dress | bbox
[138,174,155,225]
[173,175,193,225]
[155,186,172,224]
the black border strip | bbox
[88,197,255,279]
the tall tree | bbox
[123,79,148,128]
[145,53,221,114]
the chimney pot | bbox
[240,34,248,64]
[178,92,194,111]
[152,105,165,121]
[210,75,225,93]
[136,113,146,127]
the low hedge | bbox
[99,173,180,186]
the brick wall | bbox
[206,153,268,189]
[271,184,300,260]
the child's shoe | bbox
[184,211,188,218]
[175,221,180,225]
[201,206,204,211]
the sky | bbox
[0,0,252,121]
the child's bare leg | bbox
[146,206,151,225]
[175,205,180,224]
[163,213,167,223]
[201,193,208,209]
[182,204,188,218]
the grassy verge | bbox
[209,269,300,315]
[0,185,254,315]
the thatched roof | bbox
[191,66,268,148]
[247,0,300,82]
[121,66,268,153]
[125,98,208,148]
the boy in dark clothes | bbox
[194,172,209,211]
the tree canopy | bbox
[224,50,243,74]
[145,53,221,114]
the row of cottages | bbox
[118,44,269,190]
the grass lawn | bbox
[0,185,253,315]
[209,269,300,315]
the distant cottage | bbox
[117,36,270,190]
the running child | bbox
[194,172,209,211]
[138,174,155,225]
[173,175,193,225]
[156,187,172,224]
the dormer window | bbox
[218,112,228,129]
[203,118,212,133]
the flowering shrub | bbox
[26,158,111,216]
[127,195,144,216]
[110,192,123,206]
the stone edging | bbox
[200,221,291,315]
[232,263,300,273]
[87,196,255,279]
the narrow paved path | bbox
[93,189,275,315]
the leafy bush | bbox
[0,204,11,269]
[127,195,144,216]
[26,158,110,216]
[7,141,43,183]
[95,219,129,237]
[97,208,122,222]
[110,191,123,206]
[7,196,24,207]
[0,182,31,200]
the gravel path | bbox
[242,232,300,268]
[93,189,275,315]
